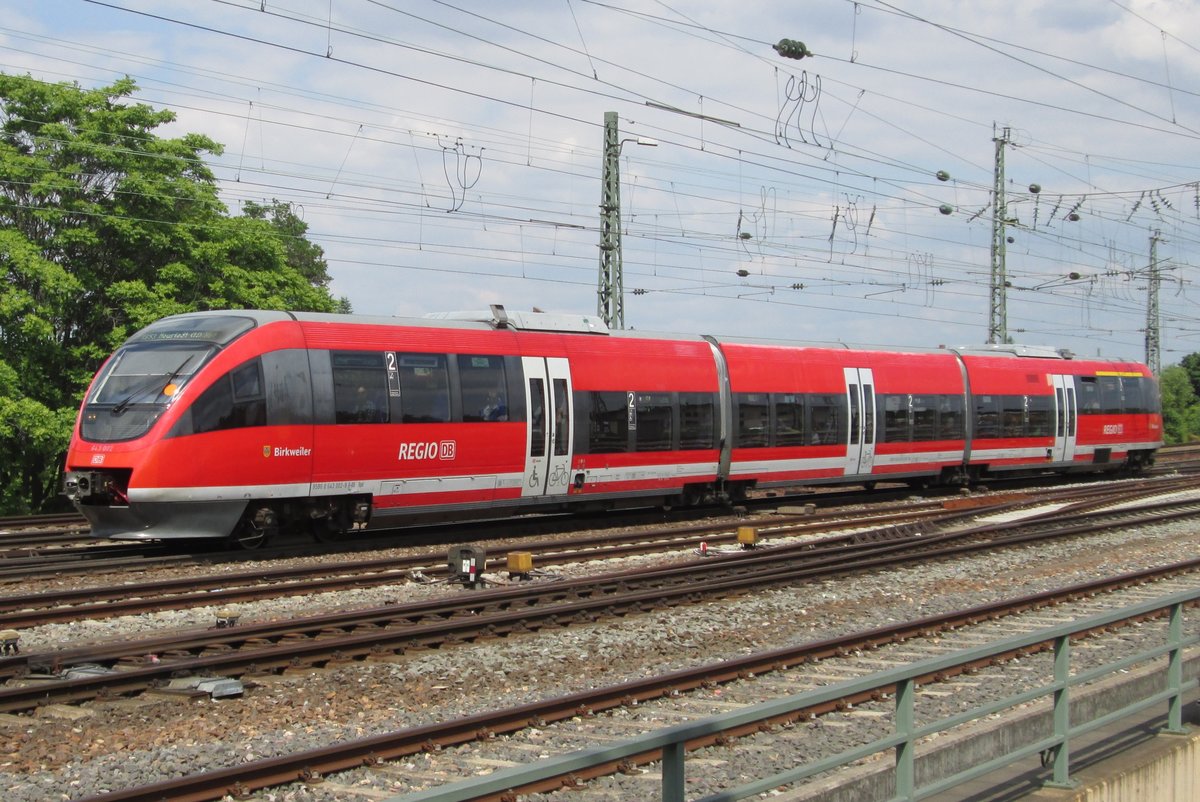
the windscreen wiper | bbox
[110,356,193,415]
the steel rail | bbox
[0,493,1197,711]
[6,473,1192,627]
[0,503,957,627]
[2,464,1191,575]
[63,558,1200,802]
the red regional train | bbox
[63,307,1163,548]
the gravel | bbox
[0,492,1197,802]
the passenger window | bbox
[332,351,389,424]
[773,394,806,447]
[882,394,910,442]
[1001,395,1026,438]
[1075,376,1101,413]
[1027,395,1053,437]
[1121,377,1145,414]
[397,353,450,423]
[911,395,937,441]
[635,393,673,451]
[938,395,965,440]
[458,354,508,422]
[808,394,845,444]
[1097,376,1123,414]
[680,393,715,450]
[974,395,1001,439]
[735,393,769,448]
[588,391,628,453]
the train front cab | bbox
[1068,367,1161,472]
[958,351,1161,479]
[63,311,307,545]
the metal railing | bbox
[388,587,1199,802]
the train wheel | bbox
[232,506,278,550]
[311,519,344,544]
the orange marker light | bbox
[163,383,179,397]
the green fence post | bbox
[1165,602,1188,735]
[663,740,686,802]
[895,677,915,799]
[1045,634,1079,789]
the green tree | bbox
[241,198,352,313]
[1180,352,1200,398]
[0,73,344,512]
[1159,365,1200,445]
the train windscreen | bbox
[78,315,259,442]
[80,342,217,442]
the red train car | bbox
[62,308,1162,547]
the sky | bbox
[2,1,1199,365]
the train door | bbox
[521,356,574,497]
[1050,374,1078,464]
[844,367,876,476]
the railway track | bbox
[61,561,1200,802]
[2,474,1192,630]
[2,449,1194,568]
[2,483,1197,714]
[0,512,91,555]
[0,501,944,629]
[2,456,1190,576]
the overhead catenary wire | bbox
[0,2,1195,359]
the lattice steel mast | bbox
[598,111,623,329]
[988,126,1011,345]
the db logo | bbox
[398,440,457,460]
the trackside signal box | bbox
[448,545,486,589]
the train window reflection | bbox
[735,393,769,448]
[680,393,715,450]
[332,351,389,424]
[588,391,627,453]
[635,393,672,452]
[192,358,267,433]
[459,355,508,422]
[397,354,450,423]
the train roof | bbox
[144,308,1142,365]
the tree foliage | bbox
[0,74,344,512]
[1180,353,1200,399]
[1160,363,1200,445]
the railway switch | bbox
[449,545,486,588]
[507,551,534,581]
[737,526,760,549]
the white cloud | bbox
[4,0,1198,363]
